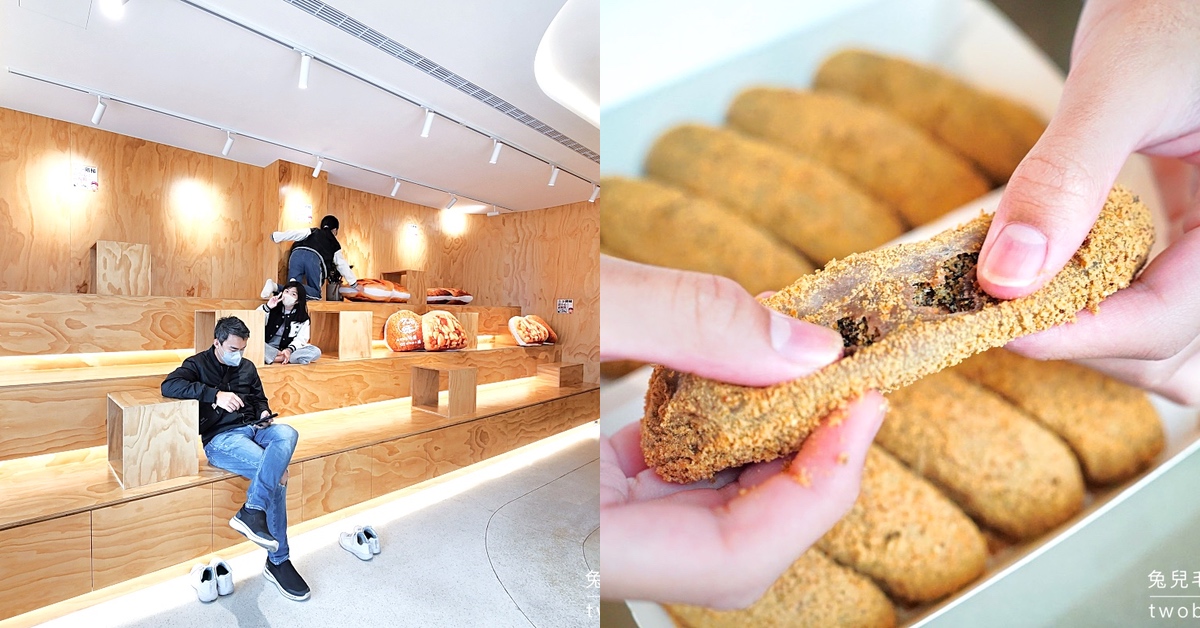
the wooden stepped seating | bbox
[0,377,598,620]
[0,344,561,462]
[0,292,520,356]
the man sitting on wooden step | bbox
[161,316,311,601]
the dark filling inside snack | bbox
[836,316,880,355]
[912,252,996,313]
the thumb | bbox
[601,256,843,387]
[978,93,1141,299]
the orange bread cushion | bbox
[422,310,467,351]
[525,314,557,344]
[384,310,423,352]
[509,315,549,346]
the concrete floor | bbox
[41,423,600,628]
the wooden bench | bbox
[194,309,267,366]
[537,362,585,388]
[0,379,598,621]
[0,345,560,462]
[412,366,477,418]
[90,241,151,296]
[107,390,199,489]
[308,310,372,360]
[381,269,426,306]
[0,292,520,357]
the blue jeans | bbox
[287,248,324,301]
[204,424,299,565]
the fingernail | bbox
[981,223,1048,288]
[769,310,843,367]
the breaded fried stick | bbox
[880,371,1085,540]
[645,124,905,263]
[817,446,987,604]
[814,49,1046,184]
[955,349,1164,485]
[727,88,991,226]
[600,177,814,295]
[643,186,1152,483]
[666,548,896,628]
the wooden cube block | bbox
[194,308,266,366]
[458,311,479,350]
[107,390,200,489]
[382,269,426,306]
[537,362,585,388]
[412,365,477,418]
[309,310,372,360]
[91,240,151,296]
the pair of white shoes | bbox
[189,557,234,603]
[260,279,279,299]
[339,525,381,561]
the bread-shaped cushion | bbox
[390,285,411,303]
[525,315,558,344]
[384,310,423,352]
[340,278,396,302]
[446,288,473,305]
[510,315,549,346]
[422,310,467,351]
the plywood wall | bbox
[0,107,598,379]
[0,108,268,298]
[452,202,600,382]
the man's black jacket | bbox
[161,347,273,446]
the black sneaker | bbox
[230,505,279,552]
[263,559,310,601]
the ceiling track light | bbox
[487,205,499,217]
[489,139,503,164]
[91,95,107,125]
[312,156,323,178]
[548,165,560,187]
[390,178,401,197]
[588,184,600,203]
[445,195,457,210]
[298,52,312,89]
[221,131,234,156]
[420,108,434,138]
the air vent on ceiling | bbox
[283,0,599,163]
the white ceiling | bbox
[0,0,600,213]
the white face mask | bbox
[281,293,298,308]
[219,348,244,367]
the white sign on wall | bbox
[556,299,574,314]
[74,164,98,191]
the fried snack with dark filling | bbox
[727,88,991,226]
[643,186,1152,483]
[601,177,814,295]
[816,446,986,604]
[880,371,1085,540]
[814,49,1046,184]
[666,549,895,628]
[645,124,905,263]
[955,349,1164,485]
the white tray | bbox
[600,0,1200,624]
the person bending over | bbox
[265,214,358,301]
[161,316,311,601]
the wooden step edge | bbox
[0,344,550,389]
[0,382,598,532]
[0,419,599,628]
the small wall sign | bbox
[74,164,99,191]
[556,299,573,314]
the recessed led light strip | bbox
[174,0,599,189]
[6,67,513,213]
